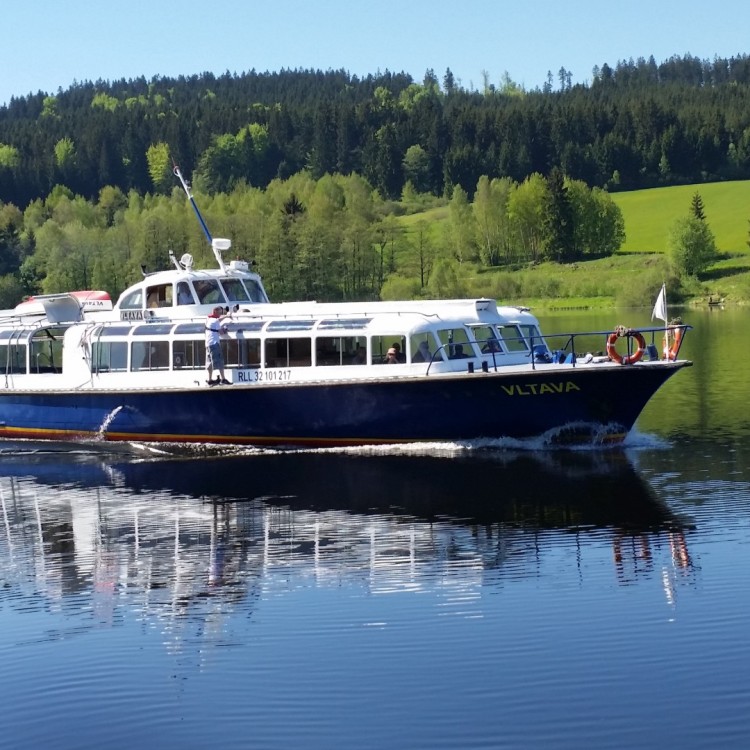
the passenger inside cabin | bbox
[384,347,400,364]
[451,343,469,359]
[482,338,501,353]
[177,282,194,305]
[412,340,431,362]
[390,342,405,363]
[352,345,367,364]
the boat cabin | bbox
[84,239,270,324]
[0,296,549,390]
[117,259,268,317]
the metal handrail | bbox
[425,324,692,375]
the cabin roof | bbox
[78,298,541,340]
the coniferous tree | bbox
[545,167,575,261]
[690,191,706,220]
[442,68,456,95]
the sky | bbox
[2,0,750,106]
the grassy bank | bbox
[399,180,750,307]
[611,180,750,306]
[461,254,673,311]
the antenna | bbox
[173,165,213,244]
[174,164,230,271]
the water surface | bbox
[1,307,749,749]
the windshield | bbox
[221,278,251,302]
[193,280,223,305]
[245,279,268,303]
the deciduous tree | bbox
[447,184,475,264]
[403,145,430,193]
[508,174,550,263]
[146,142,172,193]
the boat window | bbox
[92,341,128,373]
[173,322,206,335]
[131,340,170,371]
[318,318,372,330]
[118,289,144,310]
[222,338,261,368]
[316,335,367,366]
[173,340,205,370]
[265,338,312,367]
[266,320,315,332]
[133,324,174,336]
[471,325,504,354]
[519,325,544,349]
[99,325,134,337]
[245,279,268,303]
[224,321,265,334]
[0,343,27,373]
[0,329,33,342]
[500,325,530,352]
[146,284,173,309]
[409,333,442,363]
[437,328,475,359]
[194,279,224,305]
[30,328,65,374]
[220,278,250,302]
[372,335,406,364]
[176,282,195,305]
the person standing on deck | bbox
[205,306,231,385]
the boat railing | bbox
[425,324,691,375]
[527,324,692,369]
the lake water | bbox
[1,306,749,749]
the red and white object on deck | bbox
[13,290,113,322]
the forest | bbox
[2,53,750,206]
[0,53,749,305]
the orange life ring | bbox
[663,327,682,361]
[606,326,646,365]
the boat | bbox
[0,169,692,447]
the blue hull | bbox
[0,363,688,446]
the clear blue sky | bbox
[2,0,749,105]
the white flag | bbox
[652,283,667,323]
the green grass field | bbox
[612,180,750,255]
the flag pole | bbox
[664,283,669,358]
[651,283,668,358]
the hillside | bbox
[397,180,750,308]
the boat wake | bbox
[114,423,672,460]
[96,405,125,439]
[622,427,671,451]
[0,424,671,463]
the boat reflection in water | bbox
[0,444,695,650]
